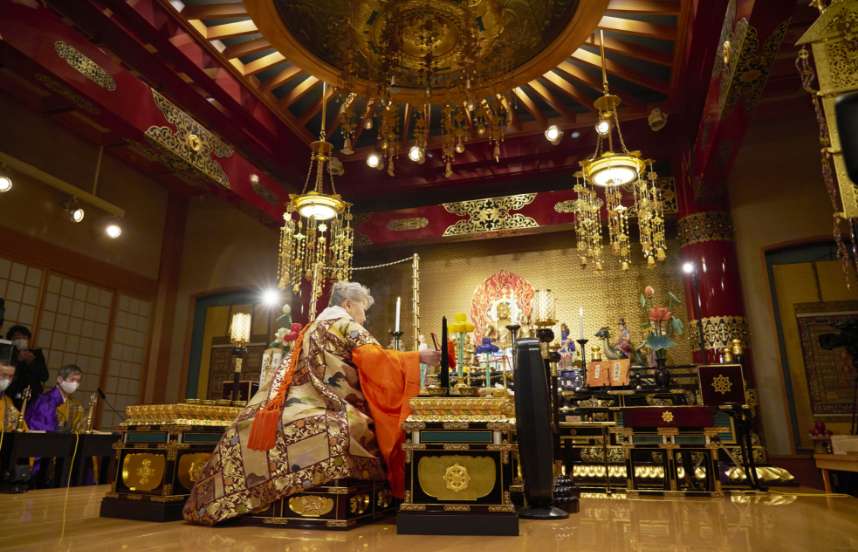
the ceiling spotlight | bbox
[455,141,465,154]
[68,206,85,223]
[571,130,581,139]
[595,119,611,136]
[544,124,562,145]
[0,174,12,193]
[408,145,425,164]
[682,261,695,275]
[261,288,281,307]
[249,173,260,184]
[105,222,123,239]
[366,151,382,169]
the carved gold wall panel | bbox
[442,194,538,237]
[54,41,116,91]
[678,211,734,246]
[145,89,233,189]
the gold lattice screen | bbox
[358,234,691,363]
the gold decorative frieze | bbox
[689,315,748,351]
[387,217,429,232]
[54,40,116,91]
[145,89,233,189]
[717,19,789,113]
[123,402,242,427]
[408,396,514,422]
[442,194,538,237]
[677,211,734,246]
[288,495,334,517]
[657,177,678,214]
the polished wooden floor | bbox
[2,486,857,551]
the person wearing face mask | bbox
[0,358,24,432]
[25,364,85,433]
[184,281,442,526]
[5,325,49,410]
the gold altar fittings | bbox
[397,396,518,536]
[100,402,240,522]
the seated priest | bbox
[1,359,24,431]
[25,364,86,432]
[183,281,440,525]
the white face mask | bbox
[0,378,10,392]
[12,339,28,350]
[59,380,79,395]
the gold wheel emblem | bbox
[443,463,471,492]
[661,410,674,423]
[137,459,155,486]
[712,374,732,395]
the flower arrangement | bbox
[269,303,302,350]
[640,285,684,360]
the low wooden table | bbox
[814,453,858,493]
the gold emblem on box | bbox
[177,452,211,489]
[661,411,674,423]
[122,453,165,491]
[288,495,334,517]
[418,455,496,501]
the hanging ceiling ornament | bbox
[575,30,667,270]
[278,81,354,303]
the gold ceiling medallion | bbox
[387,217,429,232]
[54,40,117,91]
[442,194,537,237]
[145,89,233,189]
[288,495,335,517]
[246,1,606,103]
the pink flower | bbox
[648,307,672,322]
[644,286,655,298]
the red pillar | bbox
[676,173,754,384]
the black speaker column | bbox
[513,338,569,519]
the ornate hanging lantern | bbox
[277,81,354,302]
[575,30,667,270]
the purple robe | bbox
[25,386,64,431]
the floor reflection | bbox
[2,486,857,552]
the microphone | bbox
[97,387,125,421]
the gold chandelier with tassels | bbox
[575,30,667,271]
[277,81,354,306]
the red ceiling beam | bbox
[0,1,287,222]
[686,0,797,204]
[43,0,309,184]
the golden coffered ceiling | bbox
[175,0,686,148]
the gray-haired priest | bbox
[183,282,440,525]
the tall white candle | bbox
[578,307,584,339]
[395,296,401,332]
